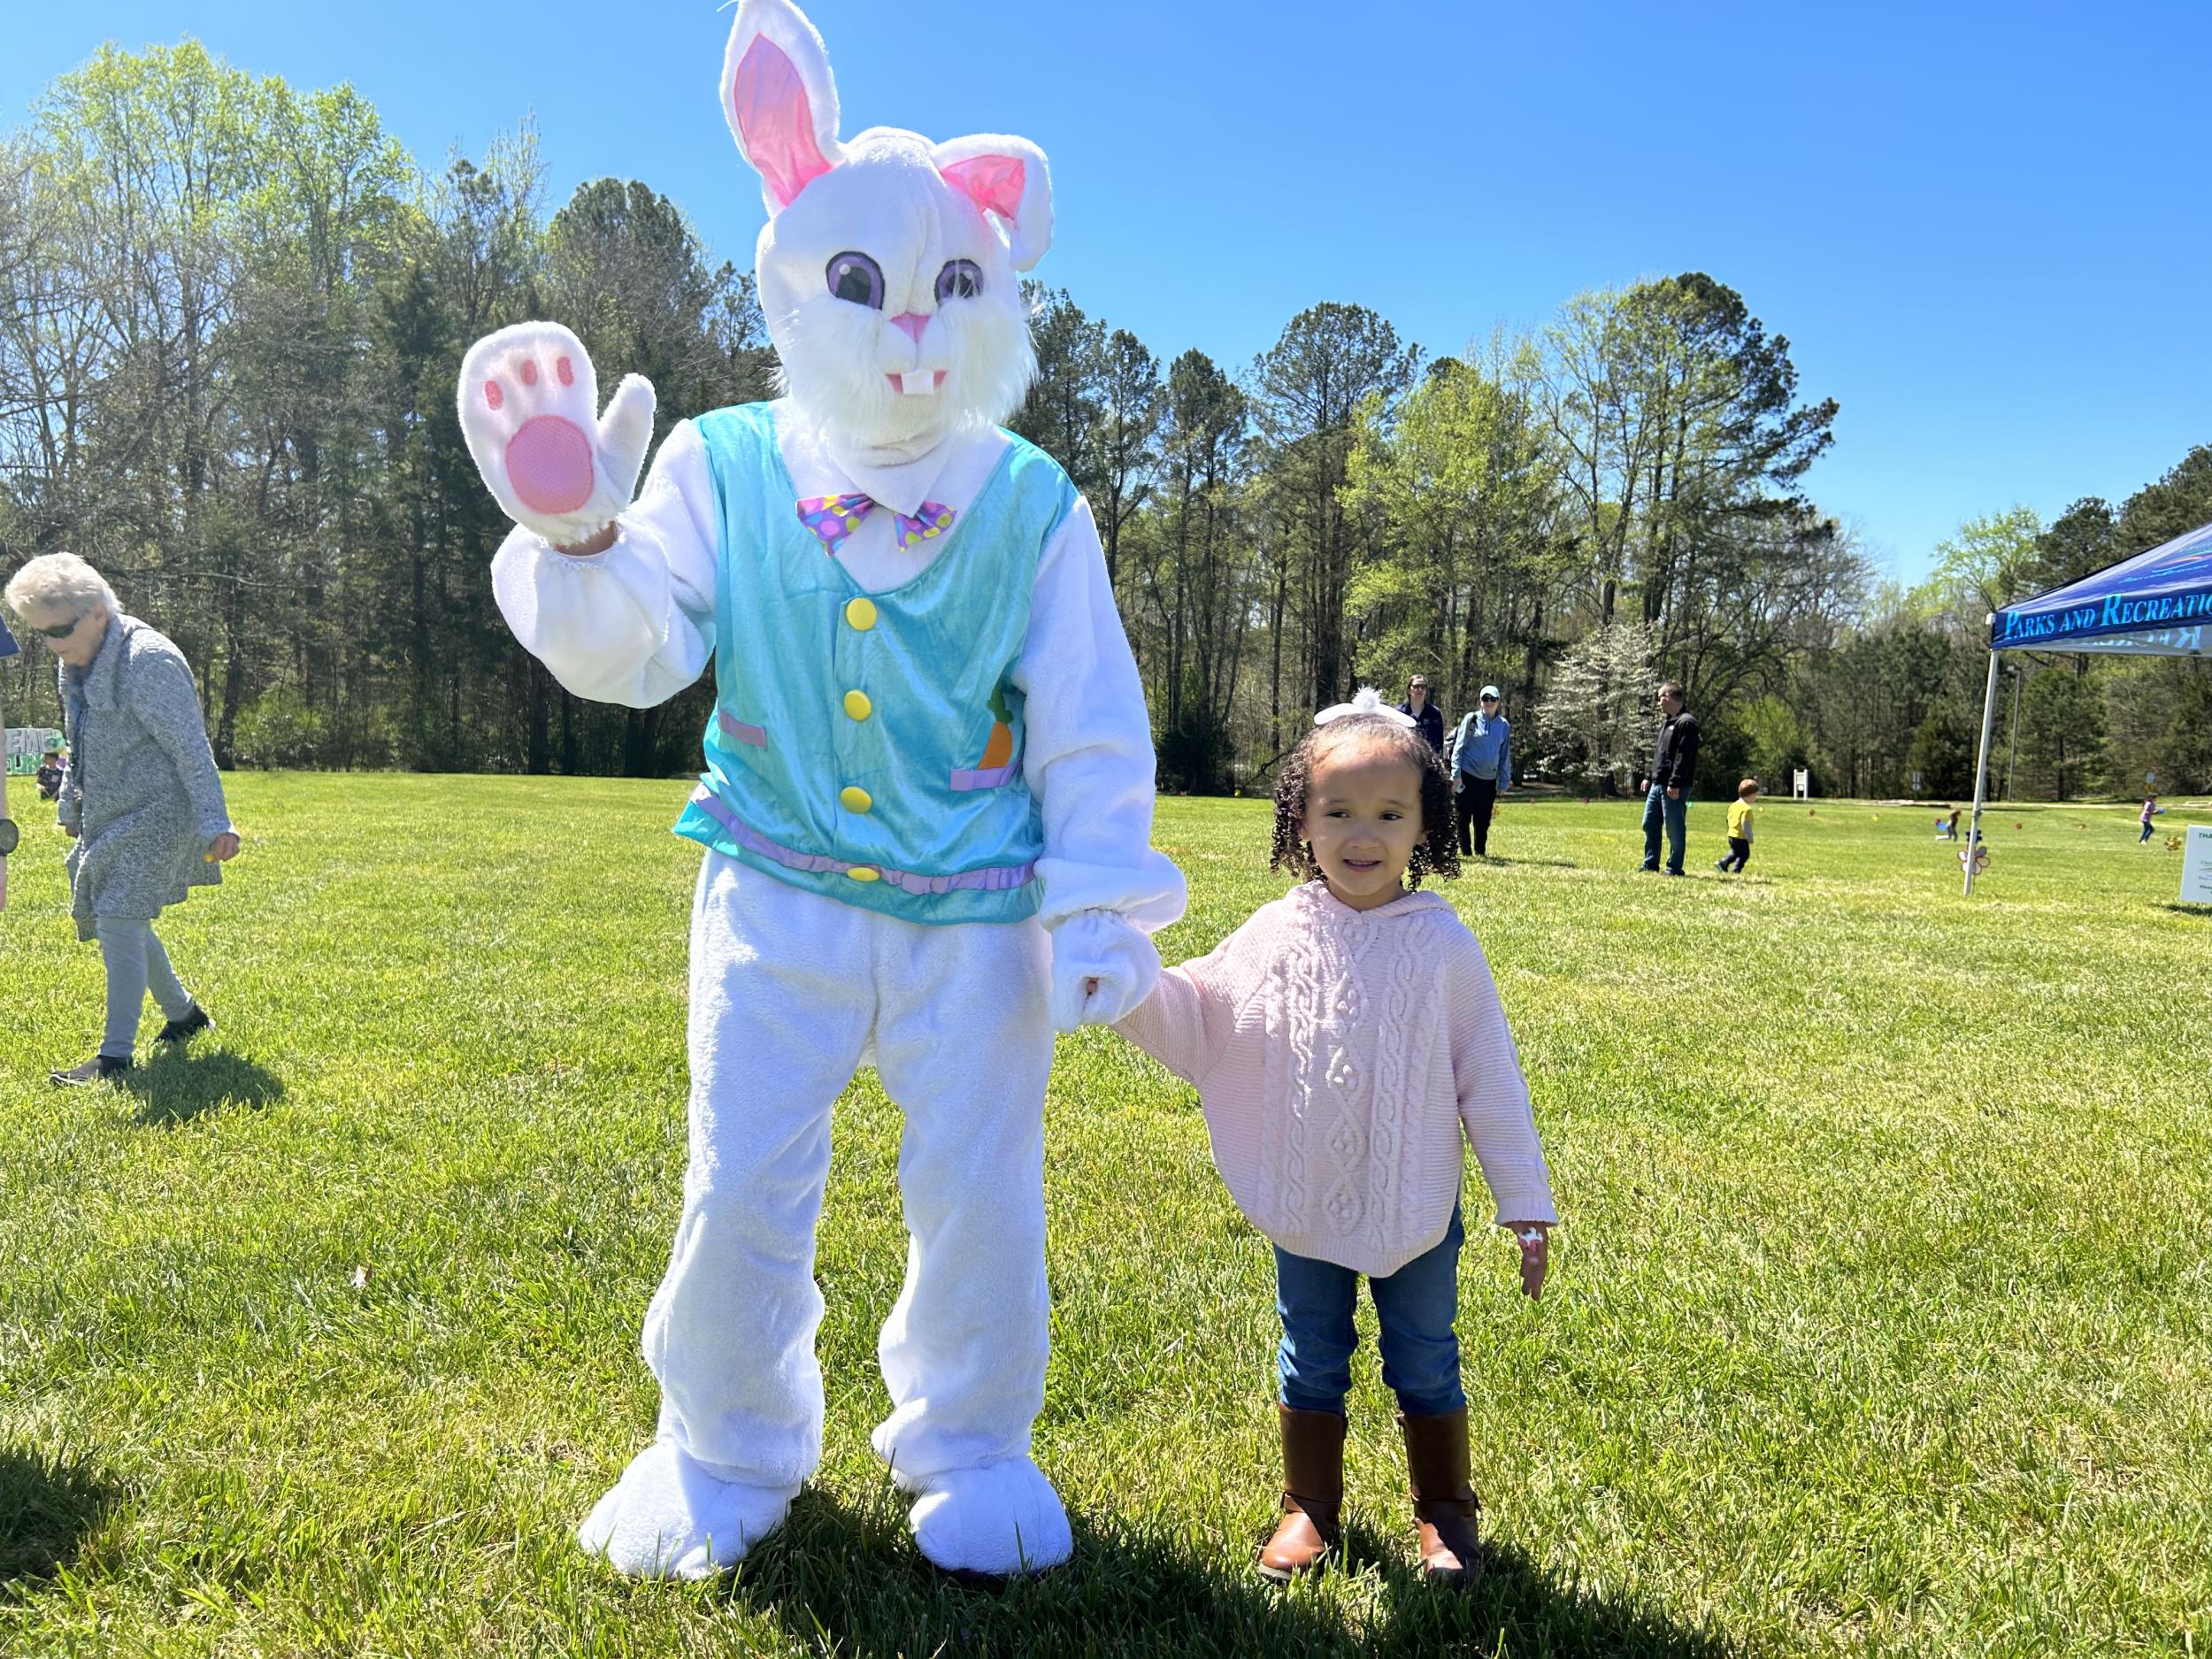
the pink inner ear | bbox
[941,155,1026,222]
[733,34,833,208]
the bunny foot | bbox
[457,321,655,547]
[902,1456,1073,1578]
[576,1440,797,1579]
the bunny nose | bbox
[890,312,930,342]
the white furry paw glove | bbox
[457,321,656,549]
[1048,910,1161,1033]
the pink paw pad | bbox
[557,357,575,387]
[519,360,540,388]
[483,380,503,411]
[505,416,594,515]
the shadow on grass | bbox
[716,1488,1736,1659]
[0,1446,121,1600]
[1473,856,1578,870]
[120,1046,286,1126]
[2159,903,2212,918]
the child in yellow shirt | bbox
[1715,779,1758,872]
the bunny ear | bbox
[723,0,844,214]
[933,134,1054,271]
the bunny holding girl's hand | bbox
[458,323,657,555]
[1049,910,1162,1032]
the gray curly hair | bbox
[4,552,119,623]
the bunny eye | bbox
[826,252,885,310]
[934,260,983,304]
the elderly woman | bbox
[3,553,240,1085]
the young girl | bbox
[1113,690,1555,1586]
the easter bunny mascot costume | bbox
[457,0,1184,1581]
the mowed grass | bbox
[2,771,2209,1658]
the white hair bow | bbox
[1314,687,1417,728]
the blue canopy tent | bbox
[1966,517,2212,892]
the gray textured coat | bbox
[57,614,232,941]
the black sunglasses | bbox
[36,615,85,640]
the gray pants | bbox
[95,915,194,1060]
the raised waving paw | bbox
[457,322,656,549]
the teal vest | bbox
[672,403,1078,925]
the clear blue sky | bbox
[9,2,2209,582]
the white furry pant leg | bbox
[641,852,1054,1493]
[866,902,1053,1486]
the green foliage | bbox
[2117,444,2212,552]
[4,775,2211,1655]
[1914,506,2045,622]
[1738,694,1818,783]
[230,687,325,769]
[1904,705,1977,797]
[2015,669,2105,802]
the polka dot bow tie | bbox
[795,493,956,556]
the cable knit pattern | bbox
[1115,883,1555,1277]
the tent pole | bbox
[2003,664,2023,799]
[1964,635,2001,896]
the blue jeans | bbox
[1274,1208,1466,1418]
[1641,785,1688,872]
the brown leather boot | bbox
[1401,1408,1482,1585]
[1256,1404,1345,1582]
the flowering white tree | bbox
[1533,621,1662,792]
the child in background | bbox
[2140,793,2161,843]
[1113,688,1555,1587]
[1717,778,1759,872]
[1935,808,1960,841]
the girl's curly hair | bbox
[1270,715,1461,889]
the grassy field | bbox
[2,772,2208,1658]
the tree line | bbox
[4,43,2208,800]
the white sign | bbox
[1792,769,1809,800]
[2184,826,2212,906]
[5,727,60,759]
[5,726,62,774]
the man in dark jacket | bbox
[1640,680,1699,875]
[1397,675,1445,756]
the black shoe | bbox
[157,1004,213,1046]
[51,1055,134,1087]
[1715,859,1731,872]
[1663,868,1686,877]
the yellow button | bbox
[845,597,878,631]
[843,689,872,721]
[847,864,881,882]
[841,786,873,814]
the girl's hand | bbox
[208,832,241,863]
[1507,1222,1549,1301]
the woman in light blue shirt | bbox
[1449,686,1510,857]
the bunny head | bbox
[724,0,1052,451]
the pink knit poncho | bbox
[1115,882,1556,1277]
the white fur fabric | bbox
[900,1458,1072,1578]
[1047,909,1163,1032]
[580,851,1067,1575]
[576,1441,796,1579]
